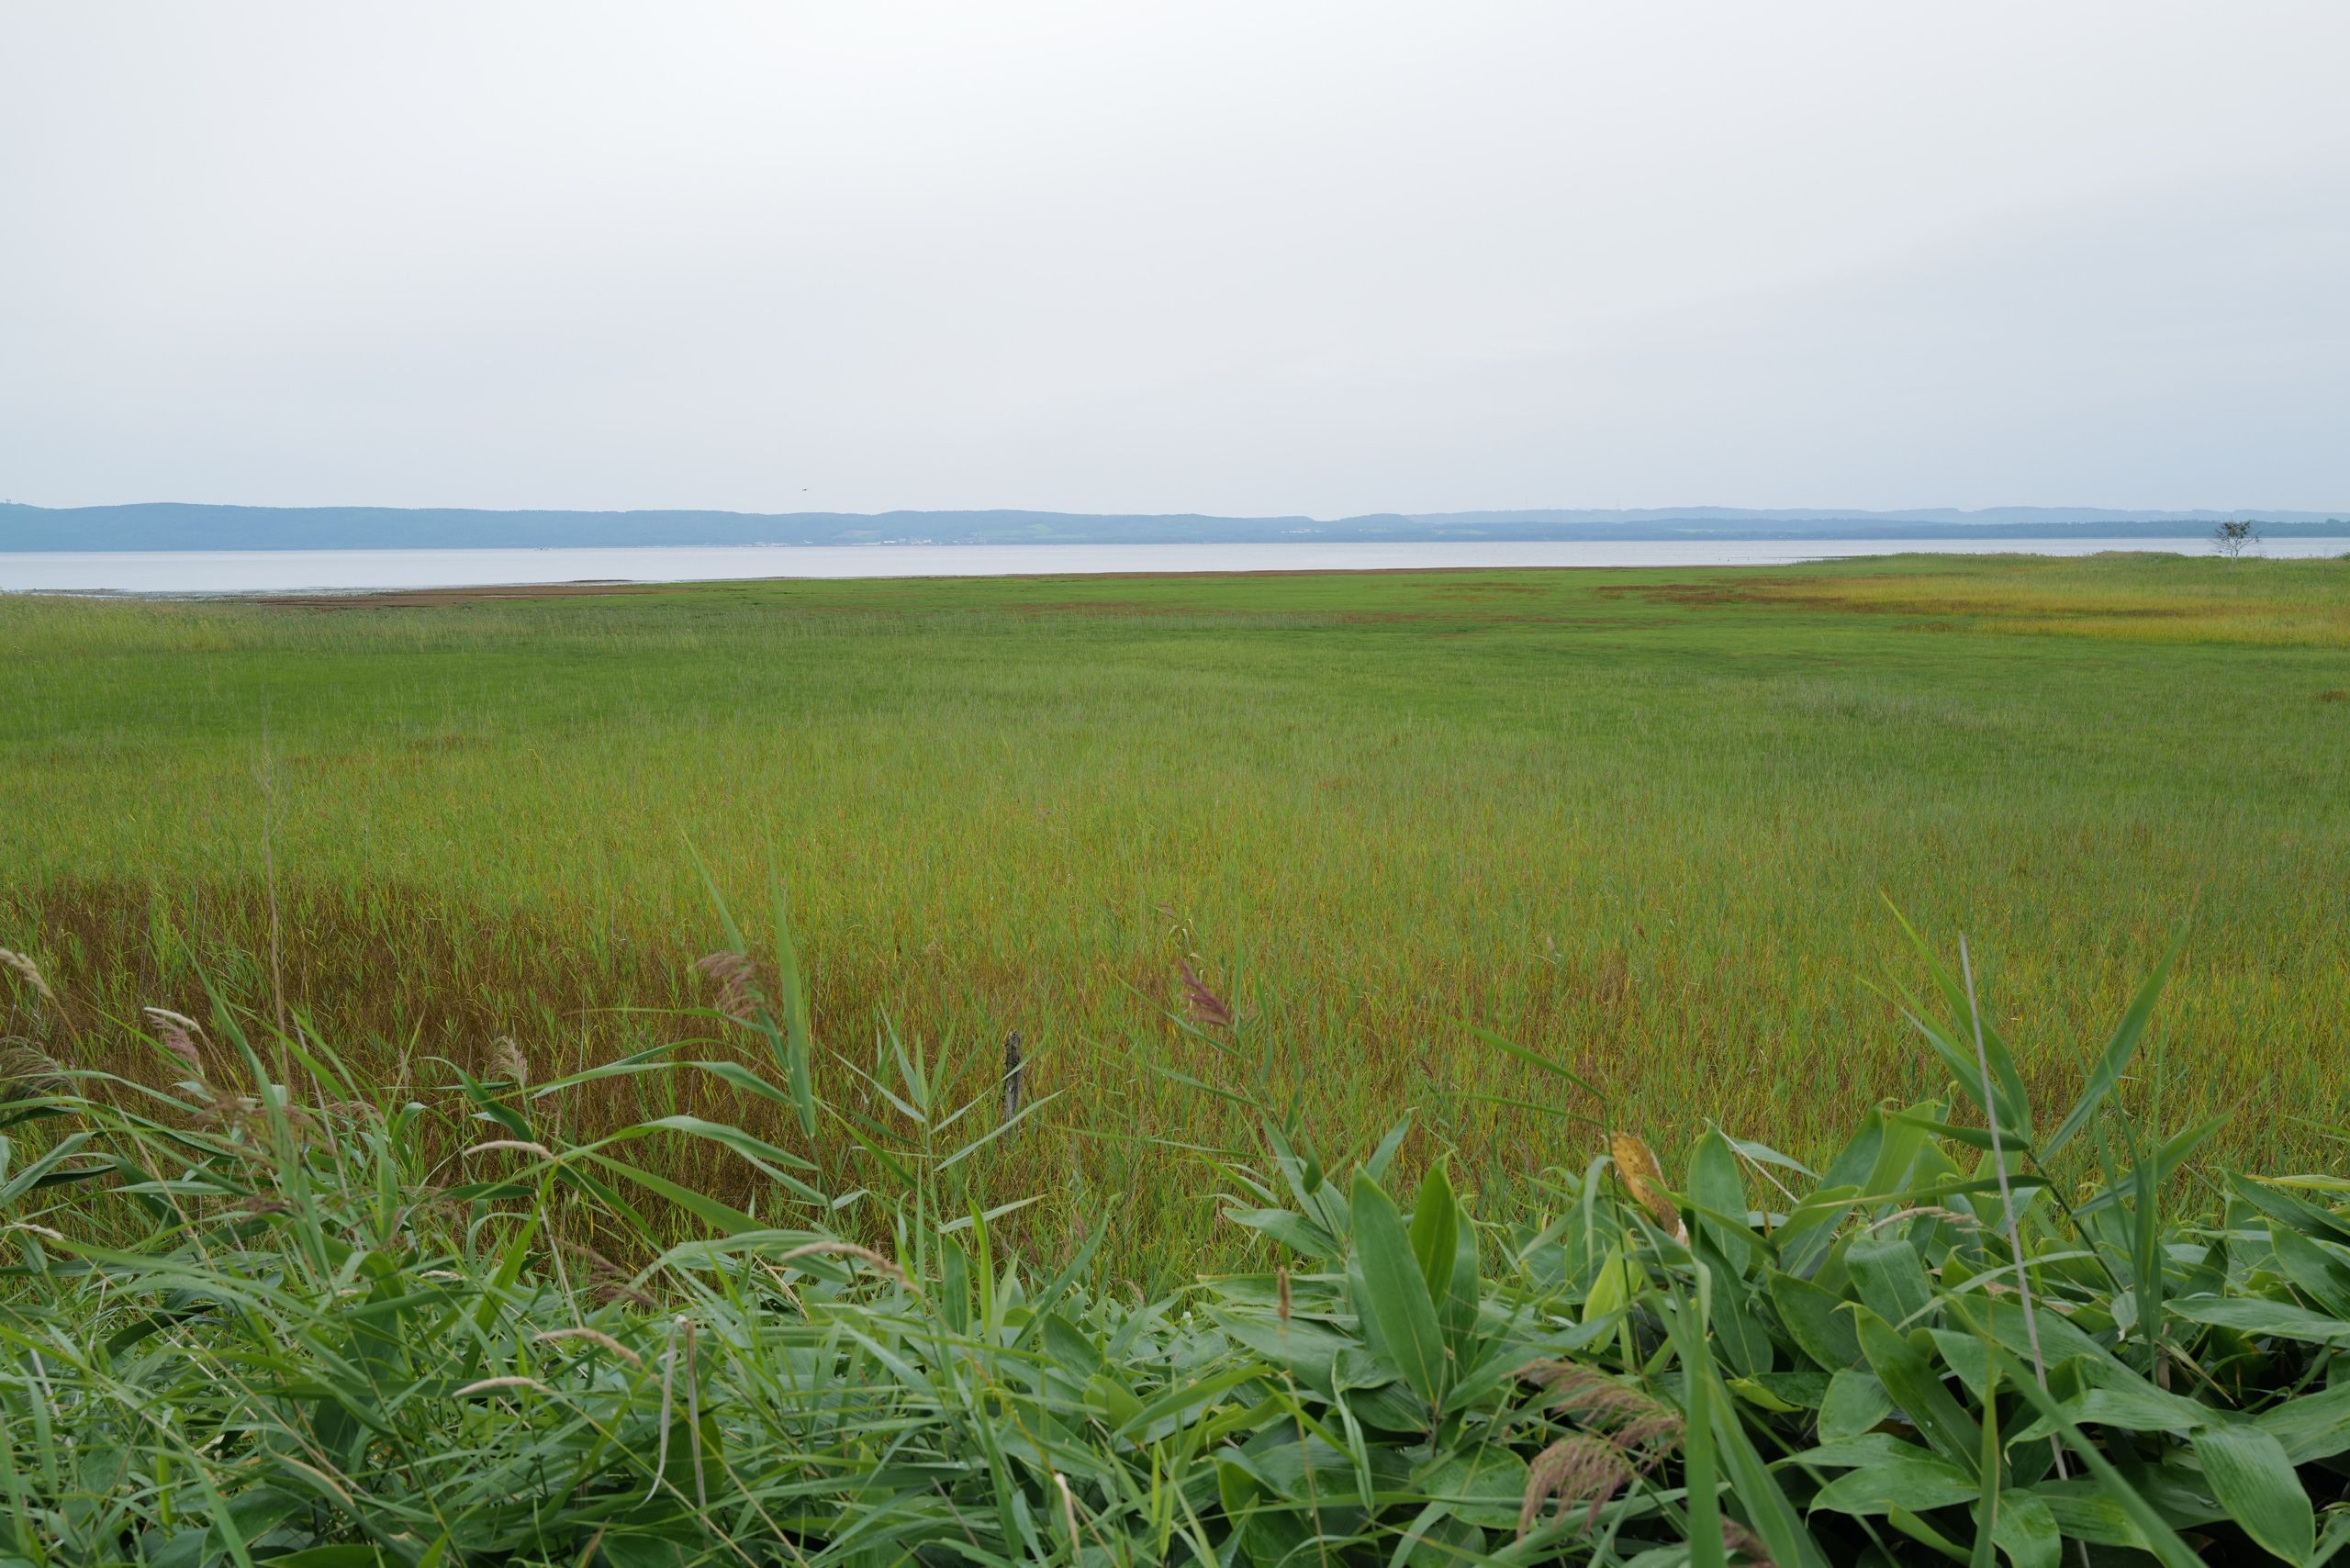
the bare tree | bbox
[2211,519,2259,559]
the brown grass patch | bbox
[256,581,668,610]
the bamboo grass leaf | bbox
[2192,1424,2314,1563]
[1407,1163,1460,1310]
[1350,1170,1449,1412]
[1853,1305,1985,1476]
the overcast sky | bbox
[5,3,2346,517]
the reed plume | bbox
[1515,1361,1684,1540]
[487,1035,529,1088]
[0,1040,66,1100]
[144,1007,206,1077]
[695,950,761,1021]
[1179,959,1234,1029]
[0,948,57,1010]
[1519,1434,1636,1538]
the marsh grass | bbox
[1,918,2344,1565]
[3,555,2346,1267]
[1683,551,2350,645]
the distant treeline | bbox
[5,499,2346,551]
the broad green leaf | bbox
[1809,1453,1978,1515]
[1215,1312,1351,1394]
[2169,1295,2350,1349]
[1439,1194,1481,1350]
[1974,1329,2202,1568]
[1927,1328,1996,1402]
[1407,1163,1459,1308]
[1854,1305,1984,1477]
[2194,1424,2313,1563]
[1114,1364,1268,1443]
[1769,1269,1862,1371]
[1981,1490,2059,1568]
[1230,1430,1410,1504]
[2253,1378,2350,1463]
[2109,1460,2229,1530]
[1702,1248,1774,1376]
[1980,1297,2116,1369]
[1726,1135,1817,1179]
[2024,1482,2145,1549]
[2008,1383,2212,1444]
[1818,1368,1894,1441]
[2268,1225,2350,1319]
[1412,1448,1531,1532]
[1785,1433,1930,1468]
[1350,1170,1448,1411]
[1846,1236,1934,1330]
[1737,1368,1830,1409]
[1363,1114,1413,1184]
[1583,1242,1640,1325]
[1861,1103,1939,1215]
[2229,1173,2350,1247]
[1690,1130,1753,1276]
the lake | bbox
[3,537,2344,594]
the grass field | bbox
[4,552,2346,1268]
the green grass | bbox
[3,553,2347,1267]
[5,925,2348,1566]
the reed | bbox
[3,554,2346,1268]
[2,918,2344,1564]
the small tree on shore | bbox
[2211,518,2259,559]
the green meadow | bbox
[4,553,2346,1265]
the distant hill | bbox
[5,500,2347,551]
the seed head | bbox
[487,1036,529,1088]
[1179,959,1235,1029]
[1520,1434,1635,1538]
[1517,1361,1685,1454]
[452,1376,551,1398]
[1608,1131,1687,1243]
[1721,1519,1775,1565]
[0,1040,67,1100]
[695,951,761,1021]
[144,1008,206,1077]
[0,949,57,1010]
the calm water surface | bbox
[5,538,2344,594]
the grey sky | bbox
[6,3,2346,516]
